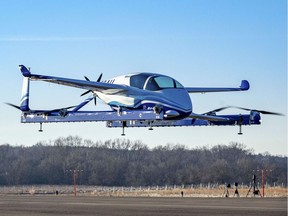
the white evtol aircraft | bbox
[7,65,282,135]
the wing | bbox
[185,80,249,93]
[19,65,129,95]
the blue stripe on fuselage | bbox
[108,88,192,119]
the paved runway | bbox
[0,196,286,216]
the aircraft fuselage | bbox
[96,73,193,119]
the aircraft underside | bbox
[21,109,261,135]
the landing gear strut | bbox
[121,121,126,136]
[238,115,243,135]
[148,121,153,131]
[238,124,243,135]
[39,123,43,132]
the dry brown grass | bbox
[0,185,287,198]
[104,186,287,198]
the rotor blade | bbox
[203,106,284,116]
[232,106,284,116]
[44,105,77,114]
[203,106,231,114]
[97,73,103,82]
[63,105,77,110]
[80,90,91,97]
[49,106,76,112]
[5,103,21,110]
[189,112,230,121]
[84,76,90,81]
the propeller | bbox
[47,105,77,114]
[230,106,284,116]
[5,103,21,110]
[204,106,284,116]
[203,106,230,115]
[6,102,76,115]
[80,73,102,106]
[80,76,92,97]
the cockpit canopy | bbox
[130,74,184,91]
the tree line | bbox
[0,136,286,186]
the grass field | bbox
[0,185,286,198]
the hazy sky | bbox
[0,0,286,155]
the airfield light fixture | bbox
[65,169,83,196]
[256,169,272,197]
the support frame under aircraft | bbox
[8,65,282,135]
